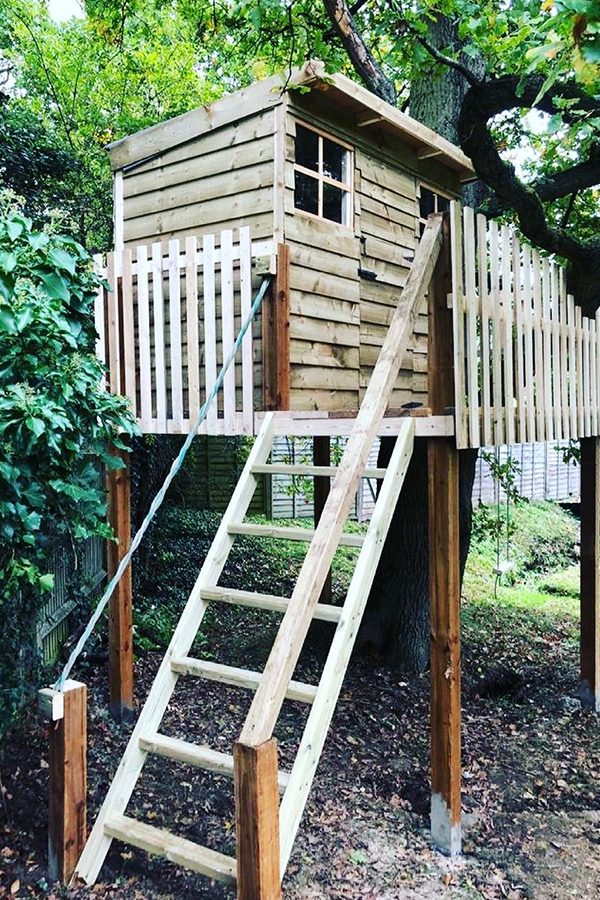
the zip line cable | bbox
[55,273,273,690]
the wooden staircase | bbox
[73,216,443,895]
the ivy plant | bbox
[0,196,137,730]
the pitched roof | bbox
[107,60,474,181]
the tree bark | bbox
[359,13,480,673]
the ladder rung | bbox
[139,732,290,790]
[104,813,236,883]
[252,463,387,479]
[227,522,364,548]
[171,656,318,704]
[201,585,342,623]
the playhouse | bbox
[41,61,600,900]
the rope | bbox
[54,273,273,690]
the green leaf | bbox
[39,573,55,590]
[0,252,17,274]
[48,247,77,275]
[6,219,24,241]
[0,307,16,332]
[28,232,49,251]
[39,270,70,301]
[26,417,46,438]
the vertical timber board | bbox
[428,213,461,856]
[234,738,282,900]
[580,437,600,710]
[107,449,133,721]
[428,438,461,855]
[263,243,290,412]
[313,436,332,604]
[48,681,87,883]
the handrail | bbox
[238,213,444,746]
[54,273,272,691]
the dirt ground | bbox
[1,595,600,900]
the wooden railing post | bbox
[39,681,87,883]
[428,212,462,855]
[107,448,133,722]
[263,244,290,411]
[580,436,600,710]
[234,738,281,900]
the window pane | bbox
[323,182,344,224]
[419,187,435,219]
[295,124,319,172]
[323,137,347,182]
[295,170,319,215]
[437,195,450,213]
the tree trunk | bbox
[360,439,477,672]
[360,14,480,673]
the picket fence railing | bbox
[451,202,600,450]
[94,227,275,435]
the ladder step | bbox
[139,732,290,790]
[227,522,364,547]
[201,585,342,623]
[171,656,318,704]
[104,813,236,883]
[252,463,387,479]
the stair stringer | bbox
[278,417,415,871]
[73,413,276,886]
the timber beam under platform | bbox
[256,409,455,438]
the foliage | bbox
[0,197,137,733]
[0,0,211,249]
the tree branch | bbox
[322,0,397,104]
[485,148,600,217]
[415,34,482,89]
[458,75,600,313]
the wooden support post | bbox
[428,213,461,855]
[234,738,281,900]
[263,243,290,411]
[106,448,133,722]
[580,436,600,710]
[40,681,87,883]
[313,436,332,605]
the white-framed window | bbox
[418,185,451,235]
[293,122,353,228]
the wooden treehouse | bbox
[43,61,600,900]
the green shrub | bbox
[0,200,137,736]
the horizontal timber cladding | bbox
[120,108,277,248]
[281,91,456,413]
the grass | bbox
[133,499,581,654]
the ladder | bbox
[74,215,443,891]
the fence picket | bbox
[513,236,526,442]
[567,294,577,438]
[239,227,254,435]
[168,239,184,432]
[106,252,120,396]
[152,242,167,432]
[450,202,467,448]
[489,221,504,446]
[550,263,562,440]
[136,246,152,431]
[121,248,136,417]
[502,225,514,445]
[576,305,585,437]
[93,255,106,380]
[221,230,236,433]
[559,270,570,439]
[522,244,535,442]
[185,236,200,423]
[203,233,218,431]
[532,250,545,442]
[542,259,554,442]
[477,214,492,445]
[464,207,480,447]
